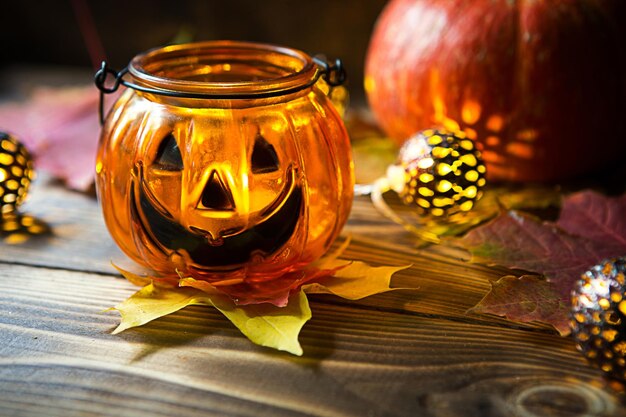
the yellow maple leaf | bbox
[109,239,410,355]
[210,290,311,356]
[110,276,311,355]
[112,264,153,287]
[111,282,206,334]
[303,259,411,299]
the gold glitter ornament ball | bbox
[0,132,34,215]
[571,258,626,381]
[387,129,486,217]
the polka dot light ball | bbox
[387,128,486,217]
[0,132,34,215]
[571,258,626,381]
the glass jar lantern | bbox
[95,41,353,284]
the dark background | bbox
[1,0,388,102]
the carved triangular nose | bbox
[199,170,235,210]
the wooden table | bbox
[1,177,623,417]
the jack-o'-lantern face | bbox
[96,41,354,283]
[131,119,303,273]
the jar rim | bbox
[128,40,321,99]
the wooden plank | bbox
[0,263,620,417]
[2,179,548,331]
[1,178,126,273]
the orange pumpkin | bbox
[96,41,353,283]
[365,0,626,182]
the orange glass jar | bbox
[95,41,353,284]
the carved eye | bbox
[251,134,279,174]
[154,133,183,171]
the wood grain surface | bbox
[1,177,624,417]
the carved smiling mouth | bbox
[130,168,303,270]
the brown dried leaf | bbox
[469,275,570,335]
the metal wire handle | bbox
[94,56,347,125]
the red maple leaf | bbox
[462,190,626,334]
[0,86,118,191]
